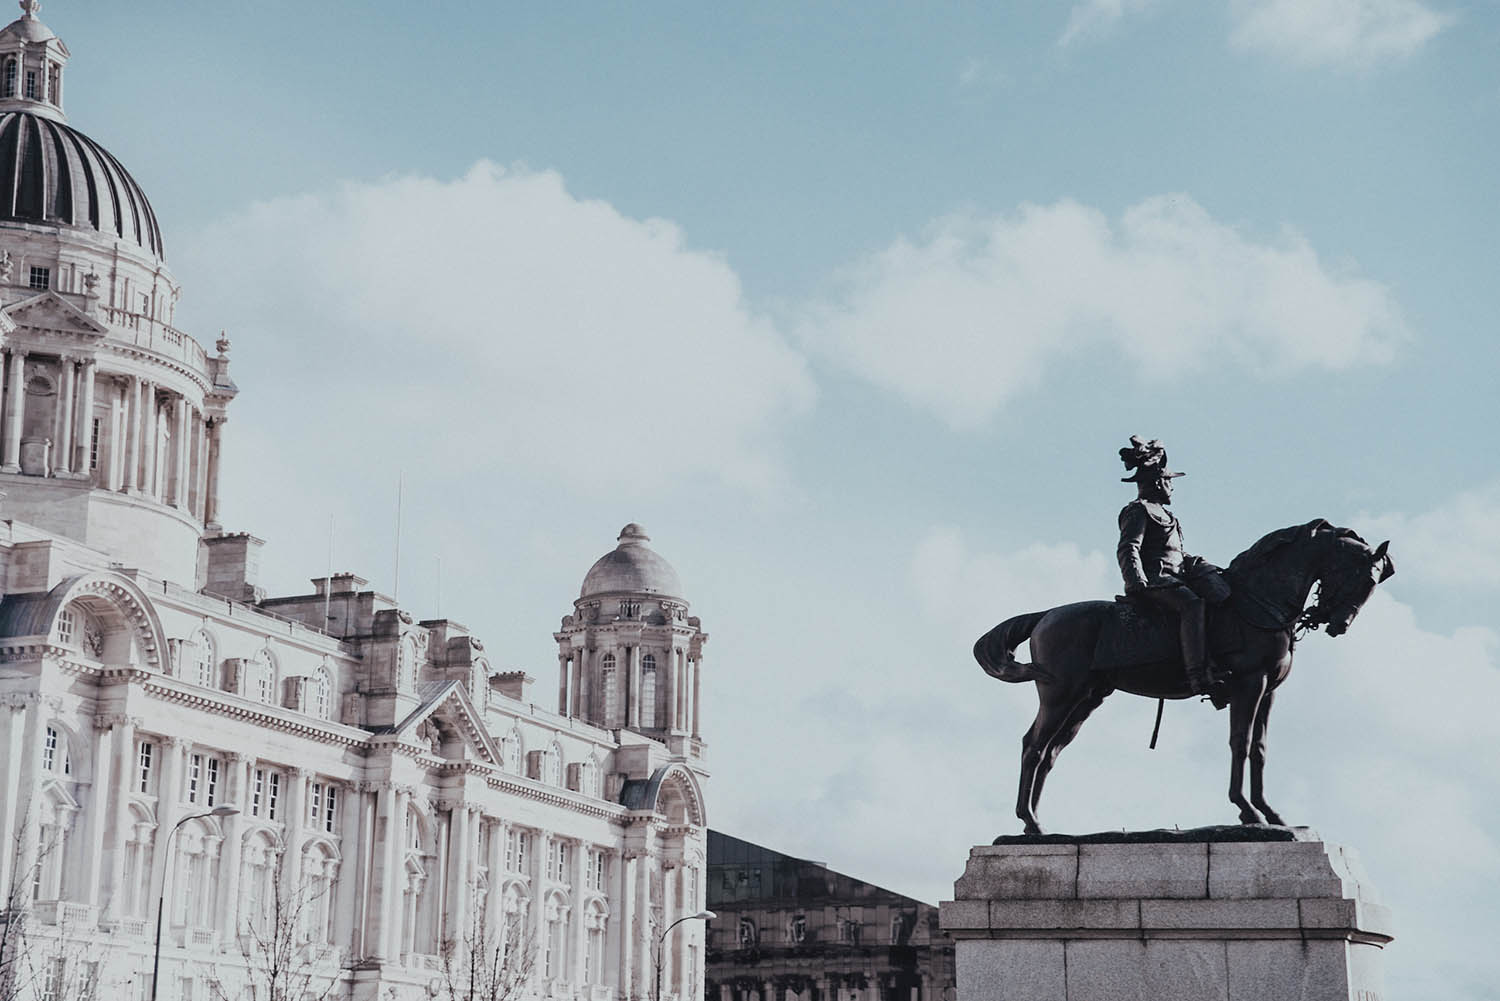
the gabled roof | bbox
[2,289,109,336]
[386,679,502,766]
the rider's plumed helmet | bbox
[1119,435,1186,483]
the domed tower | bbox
[556,524,708,754]
[0,2,235,585]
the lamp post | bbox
[656,909,715,1001]
[151,805,239,1001]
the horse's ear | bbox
[1375,541,1395,582]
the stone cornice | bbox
[141,677,372,750]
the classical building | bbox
[0,6,709,1001]
[705,833,955,1001]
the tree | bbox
[433,898,537,1001]
[210,848,343,1001]
[0,795,111,1001]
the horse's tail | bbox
[973,610,1052,683]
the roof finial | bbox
[18,0,40,19]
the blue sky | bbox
[47,1,1500,995]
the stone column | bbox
[204,416,225,527]
[53,355,75,474]
[141,382,159,498]
[558,652,570,715]
[533,832,551,964]
[79,717,112,908]
[626,646,640,729]
[339,783,370,959]
[484,817,504,942]
[372,783,408,961]
[97,714,139,922]
[691,657,702,740]
[2,348,26,472]
[578,650,591,724]
[660,649,675,732]
[618,853,635,998]
[173,395,190,507]
[217,754,248,934]
[107,379,124,490]
[571,841,589,986]
[0,697,32,896]
[281,768,307,908]
[444,802,472,946]
[74,357,96,476]
[636,852,653,1001]
[122,375,141,491]
[147,736,187,922]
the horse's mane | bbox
[1228,518,1368,577]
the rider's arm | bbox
[1117,503,1150,592]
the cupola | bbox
[0,1,68,123]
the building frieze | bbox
[140,678,373,750]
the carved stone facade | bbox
[0,8,708,1001]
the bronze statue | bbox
[974,439,1394,836]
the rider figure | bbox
[1116,436,1225,703]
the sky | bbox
[43,1,1500,995]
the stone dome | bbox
[580,524,684,599]
[0,110,164,258]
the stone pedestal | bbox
[939,828,1392,1001]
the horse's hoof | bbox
[1237,809,1265,825]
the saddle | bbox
[1093,591,1247,673]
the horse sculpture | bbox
[974,519,1394,835]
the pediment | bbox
[396,680,502,765]
[2,291,110,337]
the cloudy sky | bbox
[51,1,1498,995]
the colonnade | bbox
[559,643,704,736]
[0,346,224,523]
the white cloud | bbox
[799,195,1408,428]
[1229,0,1452,69]
[1356,480,1500,588]
[1059,0,1156,46]
[175,162,814,497]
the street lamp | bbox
[151,805,239,1001]
[656,909,716,1001]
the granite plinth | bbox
[940,830,1392,1001]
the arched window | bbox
[55,607,77,647]
[399,636,418,689]
[241,831,280,934]
[600,652,618,727]
[544,742,562,786]
[313,667,333,720]
[640,654,657,729]
[253,649,276,705]
[543,893,569,980]
[584,900,609,984]
[191,631,216,688]
[303,841,341,945]
[503,730,522,774]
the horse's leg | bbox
[1016,688,1064,835]
[1248,687,1284,825]
[1029,682,1111,815]
[1227,672,1269,825]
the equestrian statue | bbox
[974,436,1395,836]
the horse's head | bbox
[1315,532,1395,637]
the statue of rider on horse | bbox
[974,436,1395,835]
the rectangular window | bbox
[40,957,64,1001]
[251,768,264,816]
[43,726,57,772]
[506,829,530,873]
[137,741,154,794]
[27,265,48,289]
[205,757,219,807]
[310,782,323,826]
[267,772,280,820]
[187,753,202,803]
[589,850,607,892]
[324,785,338,833]
[548,840,570,883]
[24,69,36,99]
[56,607,76,645]
[179,978,192,1001]
[79,961,98,1001]
[90,417,100,470]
